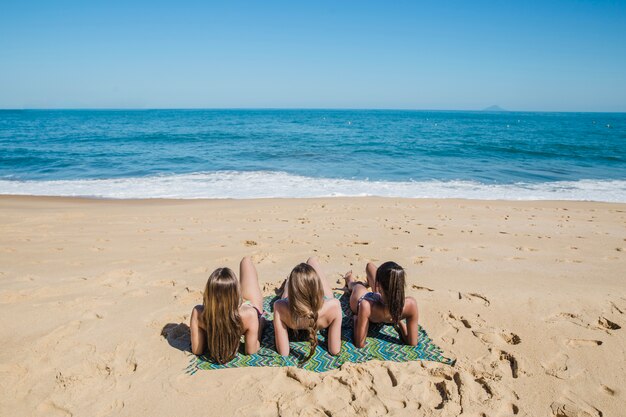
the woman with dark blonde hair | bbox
[190,256,265,364]
[344,261,419,348]
[273,257,342,363]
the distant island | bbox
[482,105,508,112]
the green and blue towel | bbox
[187,293,455,373]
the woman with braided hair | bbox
[343,261,419,348]
[273,257,342,364]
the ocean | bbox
[0,109,625,201]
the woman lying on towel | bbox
[273,257,343,363]
[189,256,265,364]
[344,261,419,348]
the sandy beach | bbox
[0,195,624,416]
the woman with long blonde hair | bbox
[273,257,342,363]
[190,256,265,364]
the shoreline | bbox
[1,195,624,416]
[2,174,625,203]
[3,193,626,205]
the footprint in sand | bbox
[542,352,571,380]
[411,285,434,292]
[457,257,481,263]
[609,301,625,315]
[550,393,602,417]
[466,372,520,415]
[471,376,494,402]
[459,292,490,306]
[497,350,520,379]
[251,252,275,264]
[565,339,603,348]
[36,400,72,417]
[597,316,621,330]
[505,256,526,261]
[154,279,178,287]
[445,312,473,329]
[478,348,525,380]
[430,247,450,252]
[600,384,617,396]
[243,240,258,246]
[472,330,521,346]
[546,312,595,329]
[515,246,538,252]
[555,258,583,264]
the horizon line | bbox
[1,107,626,114]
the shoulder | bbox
[192,305,205,328]
[239,305,258,330]
[273,298,289,315]
[240,304,257,319]
[273,298,288,308]
[403,296,418,315]
[405,296,417,308]
[325,297,340,308]
[324,297,341,317]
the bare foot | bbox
[275,279,287,298]
[343,271,355,291]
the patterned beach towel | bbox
[187,293,455,373]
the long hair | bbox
[203,267,242,364]
[376,261,406,327]
[287,263,324,364]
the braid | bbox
[301,311,319,365]
[286,262,324,366]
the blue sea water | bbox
[0,109,625,201]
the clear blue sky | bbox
[1,0,625,111]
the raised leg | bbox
[307,256,333,298]
[345,271,368,313]
[240,256,263,311]
[278,278,288,299]
[366,262,378,291]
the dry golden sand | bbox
[0,196,625,417]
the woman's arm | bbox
[190,306,206,355]
[403,297,419,346]
[396,320,409,344]
[242,308,261,355]
[326,300,342,355]
[273,301,291,356]
[353,300,372,348]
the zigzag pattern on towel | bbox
[187,293,455,373]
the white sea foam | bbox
[0,171,625,202]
